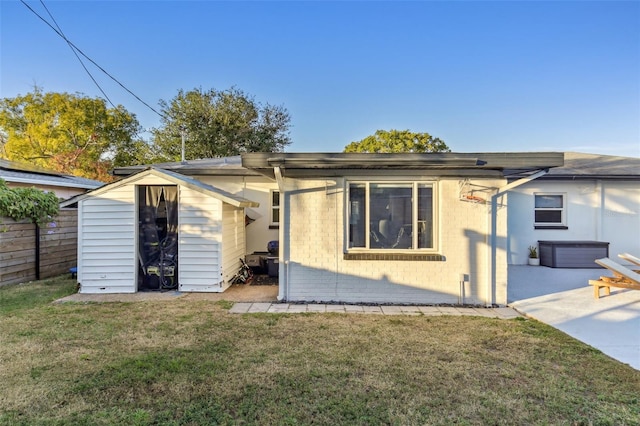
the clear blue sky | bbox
[1,1,639,157]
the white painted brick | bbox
[284,178,508,305]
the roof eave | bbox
[112,166,261,177]
[241,152,564,178]
[2,176,101,190]
[537,174,640,180]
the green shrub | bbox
[0,178,59,226]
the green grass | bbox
[0,274,77,315]
[1,276,639,425]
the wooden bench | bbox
[619,252,640,267]
[588,258,640,299]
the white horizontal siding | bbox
[78,185,136,294]
[79,284,136,294]
[82,206,133,216]
[81,238,135,247]
[83,251,134,260]
[82,231,134,241]
[178,186,224,292]
[77,223,133,232]
[221,203,246,291]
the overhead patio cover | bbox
[241,152,565,178]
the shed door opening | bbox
[138,185,178,291]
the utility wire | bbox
[38,0,116,109]
[20,0,164,119]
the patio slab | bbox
[509,265,640,370]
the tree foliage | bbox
[0,88,148,181]
[0,179,59,226]
[152,87,291,161]
[344,129,451,153]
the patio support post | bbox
[274,166,287,301]
[488,168,549,306]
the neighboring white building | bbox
[507,152,640,266]
[0,159,102,199]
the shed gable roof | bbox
[60,167,259,208]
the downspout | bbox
[487,169,549,306]
[273,167,287,301]
[595,180,603,241]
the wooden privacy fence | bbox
[0,209,77,286]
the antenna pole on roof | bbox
[180,125,186,164]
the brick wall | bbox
[282,177,508,305]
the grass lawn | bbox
[1,276,639,425]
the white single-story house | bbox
[64,152,570,306]
[0,159,102,199]
[507,152,640,267]
[241,152,565,306]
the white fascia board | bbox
[4,176,100,190]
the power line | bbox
[20,0,164,119]
[38,0,116,109]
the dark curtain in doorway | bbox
[139,186,178,267]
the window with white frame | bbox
[347,182,435,250]
[270,190,280,226]
[534,193,566,227]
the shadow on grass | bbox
[0,275,77,315]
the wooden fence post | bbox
[35,223,40,281]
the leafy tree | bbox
[152,87,291,160]
[0,88,147,181]
[0,179,59,225]
[344,129,451,153]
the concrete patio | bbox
[508,265,640,370]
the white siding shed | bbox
[62,168,258,294]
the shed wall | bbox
[221,202,247,290]
[78,185,136,293]
[178,186,224,292]
[75,173,244,294]
[198,176,278,254]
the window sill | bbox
[344,253,445,261]
[534,225,568,230]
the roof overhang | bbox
[112,156,262,177]
[1,159,102,189]
[2,176,100,189]
[241,152,565,179]
[60,167,259,208]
